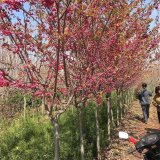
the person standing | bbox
[153,85,160,128]
[138,83,152,124]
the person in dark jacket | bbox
[138,83,152,124]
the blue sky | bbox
[150,9,158,29]
[145,0,159,29]
[11,1,159,30]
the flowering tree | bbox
[0,0,159,159]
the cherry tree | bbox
[0,0,159,159]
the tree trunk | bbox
[41,95,45,115]
[78,108,85,160]
[23,96,27,119]
[52,117,60,160]
[127,90,130,106]
[110,107,115,128]
[116,91,120,126]
[106,98,111,142]
[122,90,126,114]
[119,91,123,119]
[95,105,101,160]
[107,97,114,128]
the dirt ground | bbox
[102,100,160,160]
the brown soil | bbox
[102,100,160,160]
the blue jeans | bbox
[141,104,150,123]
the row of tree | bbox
[0,0,159,159]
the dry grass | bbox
[102,100,160,160]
